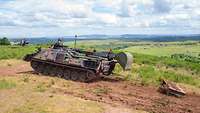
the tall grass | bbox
[138,66,200,87]
[113,52,200,87]
[133,53,200,74]
[0,45,37,60]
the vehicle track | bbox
[31,59,98,82]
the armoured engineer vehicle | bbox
[24,41,133,82]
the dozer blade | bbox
[115,52,133,70]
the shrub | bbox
[0,37,10,45]
[132,53,200,74]
[137,65,200,87]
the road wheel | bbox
[86,70,96,82]
[71,71,79,81]
[63,69,71,80]
[43,64,51,75]
[78,71,87,82]
[55,67,63,78]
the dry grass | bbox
[179,83,200,95]
[7,93,103,113]
[0,59,24,67]
[0,75,148,113]
[103,105,149,113]
[0,76,104,113]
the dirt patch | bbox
[54,77,200,113]
[103,104,148,113]
[0,60,32,76]
[1,60,200,113]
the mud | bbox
[63,78,200,113]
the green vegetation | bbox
[134,42,198,58]
[65,39,140,50]
[66,40,200,57]
[0,44,52,60]
[171,54,200,63]
[133,53,200,74]
[0,40,199,88]
[123,43,200,57]
[0,79,16,89]
[0,37,10,45]
[0,45,37,59]
[114,52,200,87]
[137,66,200,87]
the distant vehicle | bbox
[24,38,133,82]
[11,39,29,46]
[19,39,29,46]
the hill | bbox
[9,34,200,44]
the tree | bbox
[0,37,11,45]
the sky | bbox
[0,0,199,37]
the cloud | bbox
[153,0,171,13]
[0,0,199,37]
[118,0,130,17]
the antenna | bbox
[74,34,77,48]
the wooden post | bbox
[74,35,77,48]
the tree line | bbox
[0,37,10,45]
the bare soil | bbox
[0,61,32,76]
[58,78,199,113]
[0,60,200,113]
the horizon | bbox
[7,33,200,39]
[0,0,200,37]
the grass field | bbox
[0,46,36,59]
[0,40,200,113]
[0,40,199,87]
[123,44,200,57]
[1,40,199,59]
[66,40,200,57]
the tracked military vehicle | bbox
[24,40,133,82]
